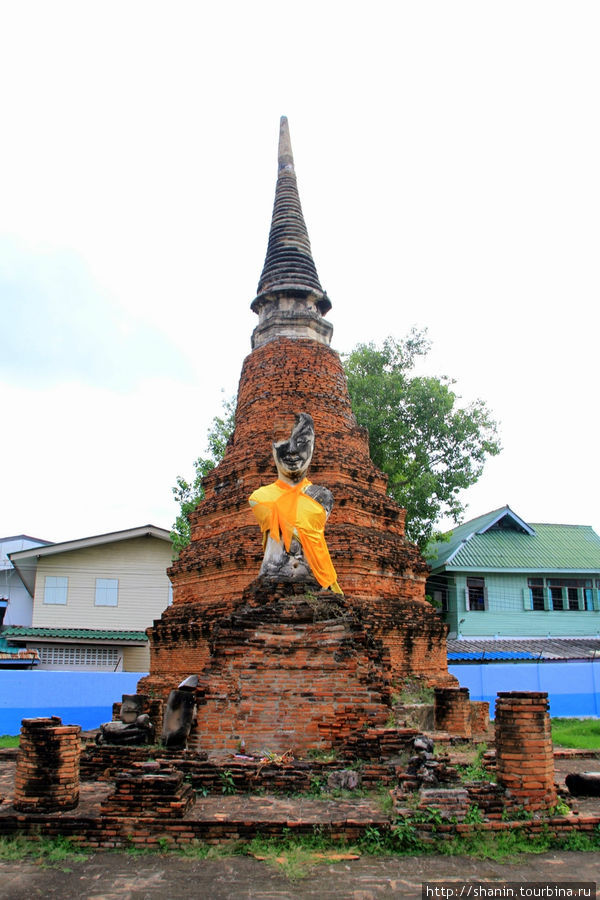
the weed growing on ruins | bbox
[463,803,483,824]
[246,826,341,880]
[377,786,395,814]
[501,805,532,822]
[219,769,236,795]
[308,775,326,796]
[549,798,571,817]
[0,734,19,748]
[306,746,338,763]
[0,835,89,868]
[395,677,434,706]
[456,743,495,783]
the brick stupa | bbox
[140,118,455,756]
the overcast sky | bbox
[1,1,598,543]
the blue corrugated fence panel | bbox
[449,660,600,718]
[0,671,148,735]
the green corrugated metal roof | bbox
[2,626,147,642]
[428,507,600,573]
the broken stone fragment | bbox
[162,687,197,749]
[327,769,362,791]
[565,772,600,797]
[413,735,434,754]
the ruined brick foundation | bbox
[14,717,81,812]
[495,691,557,812]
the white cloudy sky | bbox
[1,1,598,543]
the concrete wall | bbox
[0,670,147,735]
[450,660,600,718]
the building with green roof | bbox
[426,506,600,638]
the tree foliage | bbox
[343,329,501,549]
[171,397,235,557]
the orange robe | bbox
[249,478,342,593]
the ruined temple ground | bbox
[1,743,600,898]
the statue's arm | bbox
[304,484,334,517]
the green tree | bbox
[343,329,501,549]
[171,397,235,556]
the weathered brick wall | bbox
[100,762,194,819]
[495,691,557,812]
[190,583,391,757]
[358,597,454,686]
[434,688,472,737]
[470,700,491,735]
[14,717,81,812]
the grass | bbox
[0,835,89,869]
[0,735,19,748]
[3,824,599,882]
[551,718,600,750]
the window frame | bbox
[43,575,68,605]
[466,576,487,611]
[95,577,119,607]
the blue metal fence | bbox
[0,670,147,734]
[1,661,598,735]
[449,660,600,718]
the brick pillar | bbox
[470,700,490,735]
[14,716,81,812]
[434,687,471,737]
[495,692,556,812]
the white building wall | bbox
[32,536,172,631]
[0,537,50,626]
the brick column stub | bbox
[494,691,556,812]
[434,687,471,737]
[14,716,81,812]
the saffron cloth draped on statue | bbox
[249,478,342,593]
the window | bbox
[547,578,592,611]
[35,645,120,667]
[432,587,448,612]
[95,578,118,607]
[44,576,68,605]
[466,577,486,611]
[528,578,545,610]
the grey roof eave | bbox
[8,524,171,596]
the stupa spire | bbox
[251,117,333,349]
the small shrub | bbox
[219,769,236,795]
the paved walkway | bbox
[1,849,599,899]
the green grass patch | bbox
[246,827,345,880]
[0,735,19,748]
[0,835,89,869]
[551,718,600,750]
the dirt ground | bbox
[1,849,599,899]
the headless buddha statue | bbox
[249,412,342,593]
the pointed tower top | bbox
[278,115,294,172]
[251,117,332,349]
